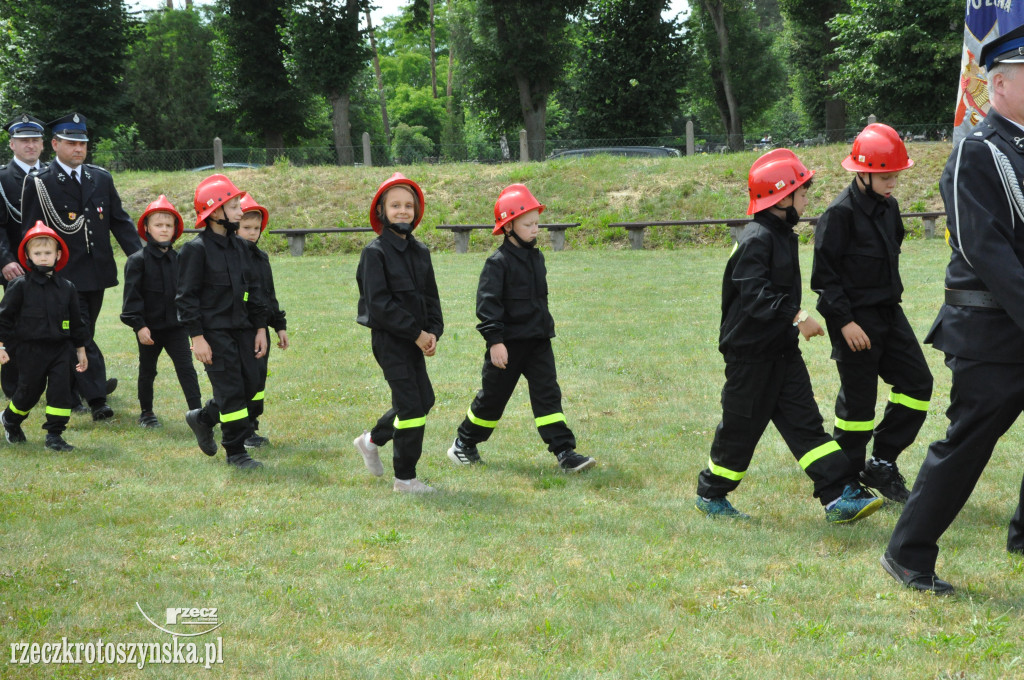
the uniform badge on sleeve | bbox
[68,212,76,220]
[1015,136,1024,152]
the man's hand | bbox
[137,327,154,345]
[191,335,213,365]
[2,262,24,281]
[841,321,871,351]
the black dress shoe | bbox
[881,551,954,595]
[91,403,114,421]
[105,378,118,395]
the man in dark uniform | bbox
[0,114,47,398]
[20,113,141,421]
[882,25,1024,595]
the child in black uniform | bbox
[121,195,202,428]
[353,173,443,493]
[695,150,882,523]
[0,222,88,451]
[178,175,267,470]
[811,123,932,503]
[447,184,595,473]
[236,194,288,449]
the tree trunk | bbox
[515,73,546,161]
[329,91,353,166]
[703,0,743,151]
[265,130,284,162]
[825,98,846,142]
[365,10,391,144]
[429,0,438,99]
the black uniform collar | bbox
[202,226,232,247]
[381,227,412,251]
[26,268,55,284]
[144,241,172,258]
[500,237,534,260]
[753,210,795,234]
[850,178,889,216]
[983,110,1024,153]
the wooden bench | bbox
[609,211,946,249]
[436,223,581,253]
[268,227,373,256]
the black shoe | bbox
[2,411,26,444]
[91,402,114,421]
[861,458,910,503]
[72,403,90,415]
[45,434,75,452]
[556,449,596,473]
[138,411,161,428]
[186,408,217,456]
[105,378,118,396]
[880,551,954,595]
[227,451,263,469]
[244,433,270,449]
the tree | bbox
[828,0,961,129]
[569,0,685,139]
[0,0,130,142]
[282,0,372,165]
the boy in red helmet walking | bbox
[0,222,88,451]
[353,173,443,493]
[811,123,932,503]
[695,150,882,523]
[446,184,595,473]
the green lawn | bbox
[3,239,1024,679]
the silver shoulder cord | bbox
[32,176,88,251]
[984,139,1024,224]
[0,178,19,222]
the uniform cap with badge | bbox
[981,24,1024,73]
[48,112,89,142]
[5,114,45,139]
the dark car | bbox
[547,146,681,160]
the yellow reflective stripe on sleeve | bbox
[9,403,29,416]
[243,291,249,302]
[220,408,249,423]
[834,417,874,432]
[707,457,746,482]
[467,408,498,428]
[45,406,72,417]
[797,440,841,470]
[251,391,265,402]
[889,391,929,411]
[393,415,426,429]
[62,320,70,329]
[535,412,566,427]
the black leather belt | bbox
[945,288,1002,309]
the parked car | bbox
[547,146,681,159]
[189,162,263,172]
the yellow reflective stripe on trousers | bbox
[798,440,841,470]
[220,408,249,423]
[834,417,874,432]
[251,391,265,402]
[8,403,29,416]
[467,408,498,428]
[707,457,745,482]
[393,415,426,429]
[535,412,566,427]
[45,406,72,417]
[889,391,929,411]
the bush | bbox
[391,123,435,164]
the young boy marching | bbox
[353,173,443,493]
[121,196,202,428]
[0,223,88,451]
[178,175,268,470]
[236,194,288,449]
[446,184,595,473]
[695,149,882,523]
[811,123,932,503]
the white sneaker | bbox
[354,431,384,477]
[393,477,436,493]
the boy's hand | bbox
[798,317,825,341]
[489,342,508,369]
[415,331,433,355]
[276,330,289,350]
[75,347,88,373]
[191,335,213,365]
[255,328,267,358]
[841,321,871,351]
[423,333,437,357]
[0,348,8,365]
[137,327,154,345]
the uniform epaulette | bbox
[84,163,110,174]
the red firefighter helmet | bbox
[841,123,914,173]
[239,194,269,232]
[493,184,545,235]
[193,174,247,228]
[137,194,184,242]
[369,173,425,235]
[19,221,69,271]
[746,149,815,215]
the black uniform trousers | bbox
[888,357,1024,571]
[249,331,270,430]
[368,330,434,481]
[5,340,74,435]
[1,275,18,398]
[196,328,261,455]
[456,338,576,455]
[830,306,932,471]
[697,353,854,504]
[72,290,108,403]
[136,326,202,412]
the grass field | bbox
[3,237,1024,679]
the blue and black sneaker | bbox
[825,484,884,524]
[695,496,750,519]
